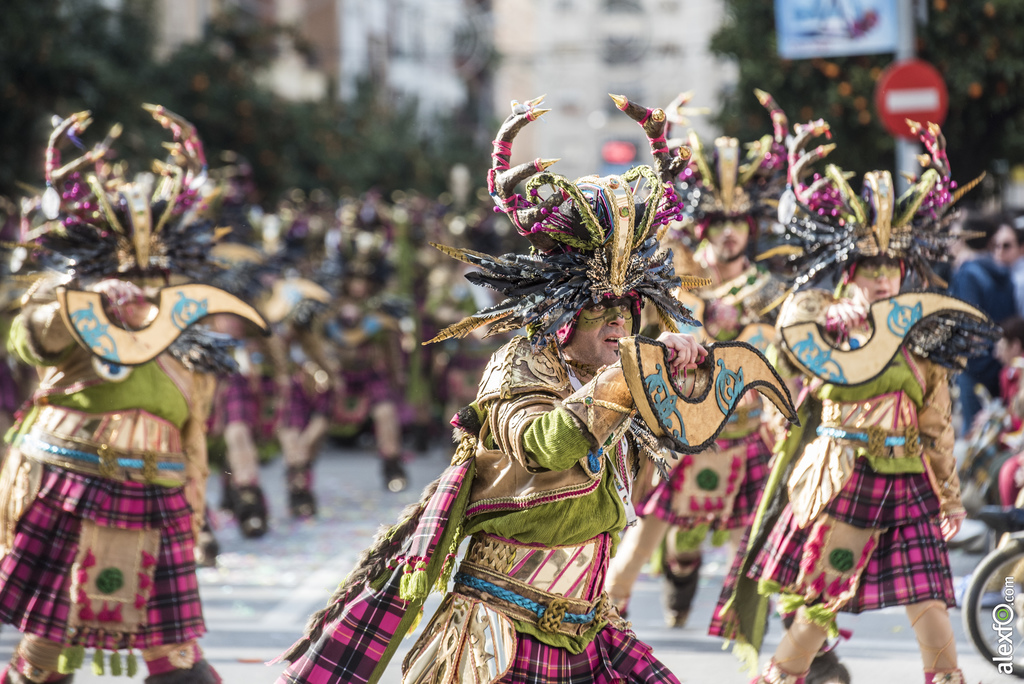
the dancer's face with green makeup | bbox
[563,297,635,368]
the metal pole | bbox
[894,0,918,192]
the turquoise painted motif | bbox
[791,332,847,383]
[642,363,688,445]
[746,327,768,352]
[715,358,745,415]
[70,302,120,362]
[170,290,208,330]
[886,298,922,336]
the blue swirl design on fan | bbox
[746,327,768,352]
[70,302,120,362]
[170,290,208,330]
[886,298,922,336]
[715,358,745,415]
[643,363,688,445]
[791,332,847,383]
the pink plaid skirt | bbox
[743,457,954,613]
[0,465,205,650]
[280,377,334,429]
[638,431,771,530]
[496,626,680,684]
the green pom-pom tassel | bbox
[110,651,122,676]
[70,644,86,671]
[399,560,430,601]
[711,527,730,547]
[673,522,710,552]
[57,645,83,674]
[127,652,139,678]
[92,649,105,676]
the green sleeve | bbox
[7,315,71,367]
[520,406,591,471]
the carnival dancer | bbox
[605,89,789,628]
[204,161,277,544]
[331,195,413,492]
[274,95,797,684]
[0,106,267,684]
[714,118,996,684]
[262,270,336,518]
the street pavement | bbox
[0,444,1011,683]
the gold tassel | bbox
[110,650,122,676]
[756,245,804,261]
[92,649,105,676]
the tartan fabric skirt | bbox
[218,372,261,427]
[0,464,205,650]
[743,458,955,613]
[495,626,681,684]
[279,377,334,429]
[637,430,771,530]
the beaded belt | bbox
[453,533,611,637]
[817,424,921,458]
[17,406,187,485]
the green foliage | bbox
[710,0,1024,188]
[0,0,485,205]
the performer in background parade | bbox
[0,107,267,684]
[715,117,997,684]
[275,94,797,684]
[605,89,790,629]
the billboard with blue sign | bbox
[775,0,898,59]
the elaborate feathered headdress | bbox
[17,106,269,374]
[671,90,789,239]
[29,105,222,284]
[767,118,981,290]
[424,95,709,347]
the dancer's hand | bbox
[825,289,869,341]
[939,514,963,541]
[657,332,707,371]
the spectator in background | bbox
[949,213,1018,433]
[994,317,1024,506]
[1002,214,1024,317]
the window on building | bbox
[602,35,647,64]
[604,0,643,12]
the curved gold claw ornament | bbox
[57,284,269,366]
[619,336,798,453]
[780,291,988,386]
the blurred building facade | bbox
[153,0,733,174]
[154,0,488,117]
[492,0,735,180]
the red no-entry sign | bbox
[874,59,949,139]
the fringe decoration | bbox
[711,527,731,547]
[110,650,122,676]
[674,522,710,551]
[732,640,760,676]
[92,649,105,676]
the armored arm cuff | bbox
[561,362,635,450]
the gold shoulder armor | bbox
[477,336,570,404]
